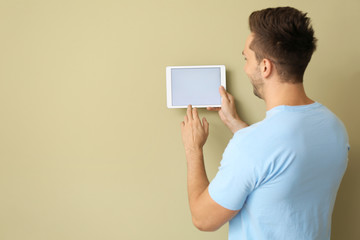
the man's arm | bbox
[181,106,239,231]
[180,87,247,231]
[186,148,240,231]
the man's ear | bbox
[261,58,272,78]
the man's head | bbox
[247,7,317,83]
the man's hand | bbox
[207,86,248,133]
[181,105,209,154]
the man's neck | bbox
[264,81,314,111]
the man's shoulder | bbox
[230,102,347,149]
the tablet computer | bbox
[166,65,226,108]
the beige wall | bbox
[0,0,359,239]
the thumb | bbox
[207,107,221,112]
[219,86,229,101]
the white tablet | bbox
[166,65,226,108]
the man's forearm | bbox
[186,149,209,214]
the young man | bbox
[180,7,349,240]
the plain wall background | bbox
[0,0,359,239]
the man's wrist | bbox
[185,147,204,162]
[228,117,248,134]
[185,147,203,156]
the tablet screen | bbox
[166,65,225,108]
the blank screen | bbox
[171,67,221,106]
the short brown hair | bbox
[249,7,317,82]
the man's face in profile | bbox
[242,34,264,99]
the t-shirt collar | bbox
[266,102,321,118]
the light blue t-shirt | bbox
[209,102,349,240]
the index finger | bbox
[187,105,193,120]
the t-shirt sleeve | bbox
[208,131,259,211]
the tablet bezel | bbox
[166,65,226,108]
